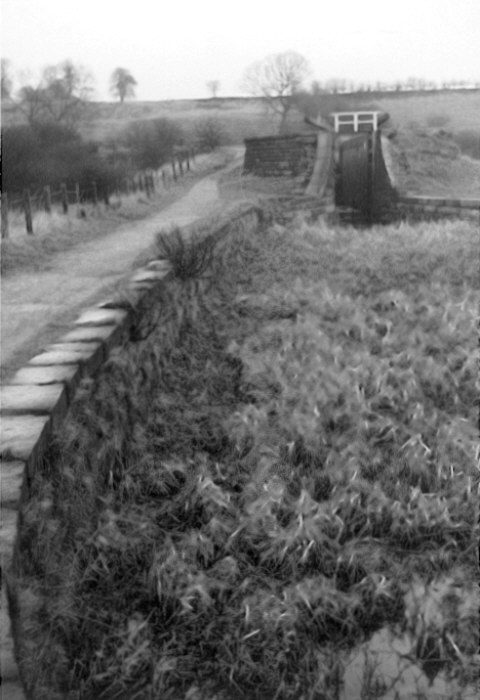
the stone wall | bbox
[397,195,480,222]
[0,202,263,700]
[243,133,318,178]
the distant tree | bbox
[17,60,93,129]
[110,68,137,103]
[241,51,311,134]
[195,117,225,151]
[206,80,220,98]
[1,58,13,99]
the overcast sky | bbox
[2,0,480,101]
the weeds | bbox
[12,216,479,699]
[155,226,218,280]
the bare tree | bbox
[110,68,137,103]
[17,60,93,129]
[241,51,311,134]
[1,58,13,99]
[206,80,220,98]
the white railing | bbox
[331,112,380,133]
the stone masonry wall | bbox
[397,195,480,222]
[0,203,263,700]
[243,134,318,178]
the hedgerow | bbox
[13,216,479,699]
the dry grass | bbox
[11,213,479,699]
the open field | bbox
[12,213,479,699]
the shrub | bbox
[194,116,225,152]
[123,117,184,169]
[1,123,118,200]
[425,113,451,128]
[155,226,218,280]
[453,129,480,159]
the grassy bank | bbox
[12,215,479,699]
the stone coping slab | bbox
[27,341,104,375]
[60,324,123,344]
[0,414,51,467]
[131,268,171,284]
[1,460,26,507]
[74,307,130,327]
[10,365,79,386]
[399,195,480,208]
[1,384,67,421]
[0,503,20,557]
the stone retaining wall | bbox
[243,133,318,178]
[397,195,480,222]
[0,203,263,699]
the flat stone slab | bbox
[28,341,104,375]
[10,365,78,387]
[59,325,122,344]
[146,259,171,271]
[45,342,103,354]
[28,351,84,366]
[1,460,26,507]
[131,269,170,283]
[74,307,129,327]
[0,505,19,559]
[0,414,50,466]
[1,384,67,419]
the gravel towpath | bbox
[1,148,244,381]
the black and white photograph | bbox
[1,1,479,698]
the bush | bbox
[453,129,480,160]
[123,117,184,169]
[194,116,225,152]
[1,123,118,200]
[425,113,451,128]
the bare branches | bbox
[241,51,311,133]
[16,60,93,129]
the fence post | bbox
[162,170,167,189]
[149,173,155,193]
[178,156,184,177]
[60,183,68,214]
[171,159,177,182]
[92,181,98,206]
[145,175,151,198]
[1,193,9,239]
[75,183,81,215]
[186,151,190,171]
[23,189,33,234]
[43,186,52,214]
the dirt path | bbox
[1,148,244,382]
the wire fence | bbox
[1,149,196,239]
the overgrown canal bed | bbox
[12,215,479,699]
